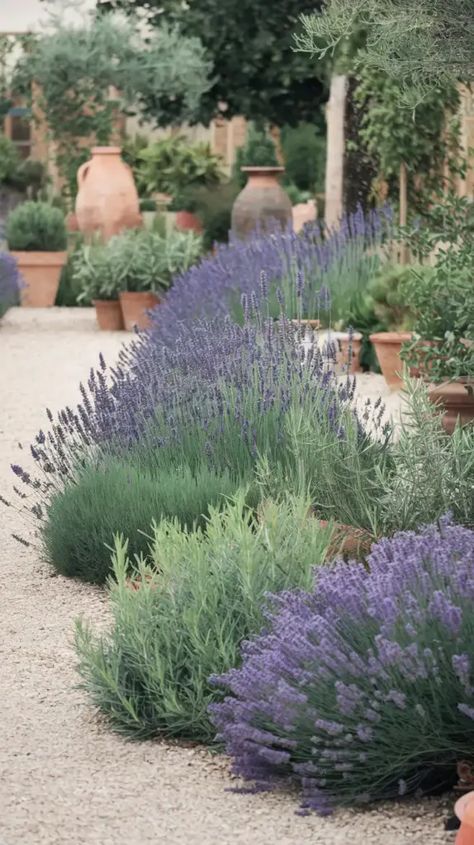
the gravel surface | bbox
[0,308,454,845]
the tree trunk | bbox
[324,74,347,229]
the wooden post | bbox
[399,161,408,264]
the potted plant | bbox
[367,263,428,389]
[231,124,292,238]
[137,137,223,233]
[6,201,68,307]
[80,227,202,331]
[400,259,474,433]
[73,241,124,330]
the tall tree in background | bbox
[296,0,474,105]
[100,0,327,126]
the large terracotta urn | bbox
[75,146,141,241]
[231,167,292,239]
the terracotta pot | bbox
[75,146,141,241]
[337,332,363,374]
[119,291,160,332]
[93,299,124,331]
[370,331,412,390]
[66,211,79,233]
[231,167,292,239]
[317,519,373,559]
[292,199,317,233]
[175,210,203,234]
[12,251,67,307]
[291,318,321,331]
[428,379,474,434]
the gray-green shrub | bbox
[75,492,334,740]
[6,201,67,251]
[42,459,245,584]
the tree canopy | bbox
[100,0,327,126]
[296,0,474,104]
[13,9,211,198]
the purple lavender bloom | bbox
[211,520,474,813]
[0,252,21,317]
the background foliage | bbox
[101,0,327,126]
[13,11,211,201]
[297,0,474,104]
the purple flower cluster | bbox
[210,518,474,813]
[22,294,363,499]
[0,252,21,317]
[147,205,393,345]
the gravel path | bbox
[0,308,453,845]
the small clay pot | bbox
[231,167,292,239]
[428,379,474,434]
[93,299,124,331]
[370,331,412,390]
[13,251,67,308]
[175,210,203,233]
[291,318,321,331]
[338,332,363,374]
[317,519,373,559]
[119,291,160,331]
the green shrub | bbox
[55,233,86,306]
[137,136,223,206]
[75,491,334,739]
[366,263,433,332]
[42,460,245,584]
[380,378,474,531]
[233,124,279,187]
[6,201,67,251]
[73,227,202,301]
[187,181,239,249]
[0,133,20,185]
[281,122,326,194]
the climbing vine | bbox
[352,64,461,214]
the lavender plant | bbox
[19,286,390,541]
[211,518,474,813]
[147,204,393,341]
[0,252,21,317]
[43,459,248,584]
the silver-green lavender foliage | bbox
[75,491,334,740]
[379,379,474,531]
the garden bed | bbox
[0,311,454,844]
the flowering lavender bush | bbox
[211,518,474,813]
[148,205,393,344]
[18,288,390,540]
[0,252,21,317]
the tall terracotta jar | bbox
[231,167,292,239]
[75,147,141,241]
